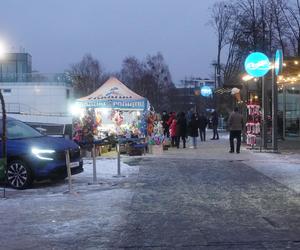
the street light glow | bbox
[242,74,254,81]
[0,41,6,59]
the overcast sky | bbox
[0,0,219,85]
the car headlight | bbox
[32,147,55,161]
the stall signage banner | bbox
[201,86,212,97]
[78,99,146,109]
[244,52,270,77]
[274,49,283,76]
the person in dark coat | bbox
[175,112,187,148]
[228,107,244,153]
[211,111,219,140]
[161,111,170,137]
[188,113,199,148]
[198,112,208,141]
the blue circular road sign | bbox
[201,86,212,97]
[244,52,270,77]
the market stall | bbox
[72,77,149,155]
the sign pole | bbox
[0,90,7,199]
[65,150,73,193]
[117,142,121,176]
[244,50,282,152]
[92,143,97,183]
[113,139,125,178]
[262,76,268,149]
[272,62,278,152]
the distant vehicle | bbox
[0,117,83,189]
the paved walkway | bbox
[118,157,300,249]
[140,131,300,194]
[115,132,300,249]
[1,131,300,249]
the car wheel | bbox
[7,160,33,189]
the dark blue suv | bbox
[0,117,83,189]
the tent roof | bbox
[78,77,145,101]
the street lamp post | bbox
[0,42,7,197]
[212,62,217,89]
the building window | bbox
[1,89,12,95]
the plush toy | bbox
[113,111,124,126]
[95,110,102,126]
[147,112,155,136]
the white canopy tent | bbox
[75,77,149,137]
[77,77,148,110]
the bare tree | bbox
[119,53,174,111]
[279,0,300,55]
[120,56,145,90]
[210,1,233,87]
[146,52,174,111]
[69,54,103,97]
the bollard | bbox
[65,149,73,193]
[92,144,97,183]
[113,142,124,178]
[117,143,121,175]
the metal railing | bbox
[0,73,72,86]
[6,102,69,116]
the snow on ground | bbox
[0,157,141,249]
[83,157,139,179]
[0,157,140,199]
[244,151,300,193]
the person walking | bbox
[188,113,199,149]
[161,111,170,137]
[198,112,208,141]
[169,117,177,147]
[228,107,244,154]
[211,111,219,140]
[176,112,187,149]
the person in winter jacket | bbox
[161,111,170,137]
[176,112,187,148]
[198,113,208,141]
[188,113,199,149]
[167,112,176,127]
[228,107,244,153]
[169,118,177,147]
[211,111,219,140]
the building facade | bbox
[171,77,215,113]
[0,52,32,82]
[0,52,73,128]
[277,57,300,140]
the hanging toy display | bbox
[72,118,83,144]
[153,113,163,136]
[113,110,124,126]
[95,110,102,126]
[246,103,261,147]
[147,112,155,136]
[81,108,96,149]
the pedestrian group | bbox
[161,107,244,153]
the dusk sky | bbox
[0,0,219,85]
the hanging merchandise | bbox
[246,102,261,147]
[72,77,150,143]
[147,112,155,136]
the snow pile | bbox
[83,158,139,179]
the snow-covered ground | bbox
[1,157,140,199]
[0,157,141,249]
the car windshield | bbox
[3,119,43,139]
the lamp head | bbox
[0,41,6,59]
